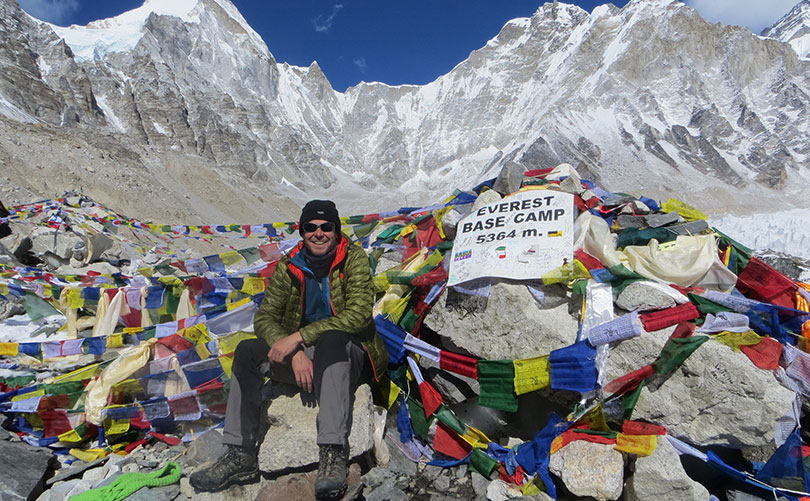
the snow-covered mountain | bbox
[762,0,810,58]
[1,0,809,225]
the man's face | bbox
[302,218,339,256]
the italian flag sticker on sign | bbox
[496,246,507,259]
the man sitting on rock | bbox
[190,200,387,499]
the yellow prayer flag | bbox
[577,404,609,432]
[66,288,84,309]
[372,274,391,293]
[195,342,211,361]
[614,433,657,457]
[660,198,707,221]
[53,363,101,383]
[123,327,143,335]
[713,330,762,352]
[11,389,44,402]
[522,475,544,496]
[460,425,491,449]
[137,266,153,278]
[183,323,211,345]
[220,251,242,267]
[513,355,550,395]
[0,342,18,356]
[107,333,124,348]
[70,448,108,462]
[399,223,416,237]
[241,277,266,295]
[0,283,8,296]
[58,429,83,443]
[227,297,252,311]
[105,418,131,435]
[433,206,452,240]
[272,222,286,229]
[381,294,410,323]
[218,331,256,355]
[220,354,234,378]
[376,376,402,410]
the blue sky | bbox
[18,0,800,92]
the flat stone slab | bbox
[257,384,375,472]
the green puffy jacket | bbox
[253,236,388,379]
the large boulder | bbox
[0,441,55,500]
[605,329,794,448]
[630,436,709,501]
[548,441,624,500]
[257,384,376,472]
[424,281,578,360]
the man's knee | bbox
[314,330,352,365]
[233,338,269,367]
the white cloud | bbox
[18,0,80,26]
[353,57,367,73]
[312,4,343,33]
[682,0,800,34]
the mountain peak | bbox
[761,0,810,57]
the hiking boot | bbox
[314,444,348,500]
[189,444,258,492]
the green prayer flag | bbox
[389,364,409,393]
[688,293,734,315]
[400,308,418,333]
[572,428,618,439]
[352,221,378,239]
[407,397,432,440]
[607,264,646,295]
[653,336,710,377]
[23,293,60,321]
[623,380,645,421]
[616,228,676,249]
[477,360,518,412]
[376,225,406,243]
[237,248,261,265]
[434,404,466,435]
[469,448,499,478]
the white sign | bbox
[448,190,574,286]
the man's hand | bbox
[291,351,314,394]
[268,331,304,363]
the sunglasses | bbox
[302,221,335,233]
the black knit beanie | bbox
[299,199,341,236]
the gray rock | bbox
[125,484,181,501]
[548,441,624,500]
[365,477,409,501]
[646,212,680,228]
[471,189,503,212]
[615,280,678,312]
[471,471,490,498]
[492,162,525,197]
[631,436,709,501]
[180,428,226,468]
[426,280,578,360]
[257,384,375,472]
[0,440,54,501]
[616,215,648,229]
[605,329,795,448]
[362,466,395,489]
[0,295,25,320]
[432,473,451,491]
[46,455,110,486]
[384,433,419,477]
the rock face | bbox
[257,384,376,472]
[0,441,54,500]
[1,0,809,221]
[424,281,578,360]
[548,441,624,500]
[605,329,795,448]
[631,436,710,501]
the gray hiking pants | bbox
[222,330,371,450]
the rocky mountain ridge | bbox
[0,0,809,224]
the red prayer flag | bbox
[640,303,699,332]
[157,334,193,354]
[574,249,604,271]
[418,381,443,418]
[40,409,71,437]
[433,422,471,460]
[622,420,666,436]
[740,337,783,370]
[439,350,478,379]
[736,257,797,309]
[603,364,655,395]
[670,321,696,339]
[148,432,181,446]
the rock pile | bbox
[1,164,810,501]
